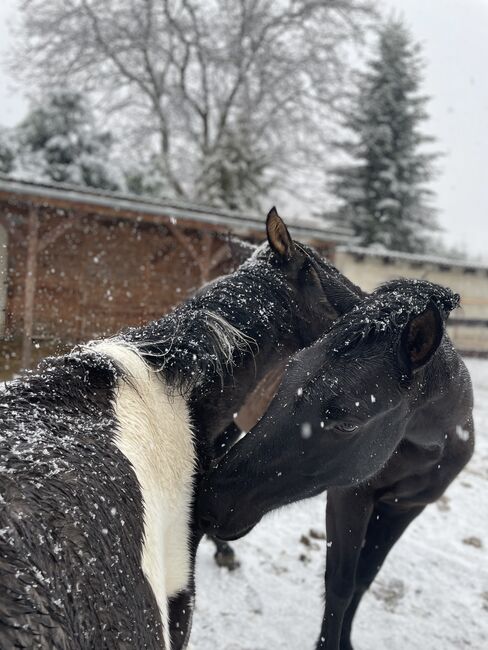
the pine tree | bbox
[331,19,438,253]
[0,129,16,174]
[15,91,122,191]
[196,122,272,212]
[124,155,169,199]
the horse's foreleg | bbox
[168,588,195,650]
[316,487,374,650]
[339,503,425,650]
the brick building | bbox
[0,176,351,377]
[2,176,485,382]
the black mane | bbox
[326,278,460,358]
[120,244,297,396]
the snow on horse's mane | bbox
[327,278,459,357]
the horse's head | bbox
[196,278,459,540]
[255,207,364,349]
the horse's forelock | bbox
[325,279,456,359]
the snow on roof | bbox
[0,175,353,245]
[337,245,488,272]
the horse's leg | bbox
[211,537,241,570]
[338,503,425,650]
[340,436,473,650]
[168,588,195,650]
[316,487,374,650]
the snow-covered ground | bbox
[191,358,488,650]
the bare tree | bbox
[14,0,374,209]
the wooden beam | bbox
[198,232,214,284]
[166,221,212,285]
[21,207,40,370]
[166,221,200,262]
[209,242,232,273]
[38,217,75,252]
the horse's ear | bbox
[266,207,295,261]
[399,304,444,373]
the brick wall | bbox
[0,201,238,376]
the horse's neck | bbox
[124,262,296,442]
[191,339,293,442]
[193,266,299,439]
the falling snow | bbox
[455,424,471,442]
[300,422,312,439]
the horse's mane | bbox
[326,278,460,358]
[118,245,297,395]
[8,239,301,407]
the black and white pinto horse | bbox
[198,278,474,649]
[0,210,351,649]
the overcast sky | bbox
[0,0,487,260]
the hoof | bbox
[214,548,241,571]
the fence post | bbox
[21,206,39,371]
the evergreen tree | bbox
[196,122,271,212]
[331,19,438,252]
[124,154,170,199]
[15,91,122,191]
[0,129,16,174]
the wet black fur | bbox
[197,277,474,650]
[124,251,296,398]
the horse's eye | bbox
[335,422,358,433]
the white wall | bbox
[335,250,488,354]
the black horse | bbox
[0,210,350,649]
[197,278,474,649]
